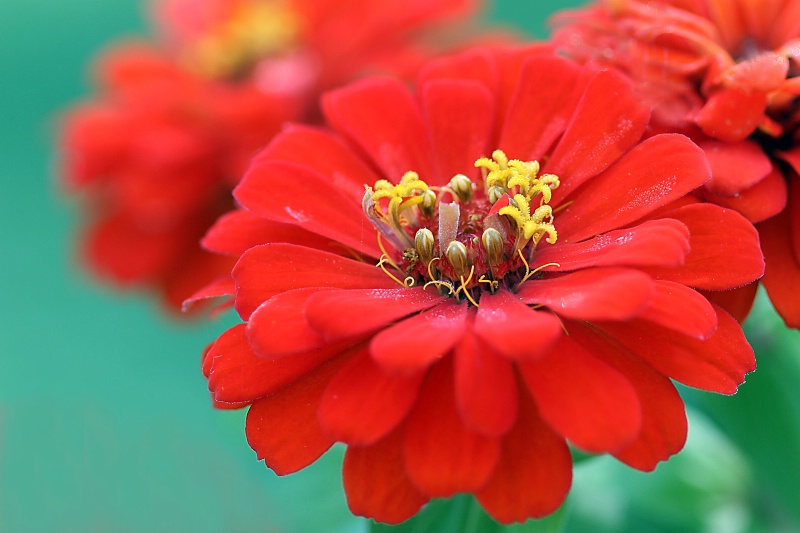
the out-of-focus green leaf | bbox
[370,495,567,533]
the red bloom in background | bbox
[60,0,484,312]
[553,0,800,327]
[201,48,763,524]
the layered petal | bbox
[759,211,800,328]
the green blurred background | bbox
[2,1,799,531]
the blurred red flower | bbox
[201,47,763,523]
[553,0,800,327]
[60,0,485,312]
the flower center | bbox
[363,150,561,306]
[182,0,300,79]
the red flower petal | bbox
[245,352,354,476]
[545,68,651,199]
[568,323,687,472]
[247,288,327,357]
[253,124,380,201]
[598,305,755,394]
[322,77,433,181]
[319,347,426,446]
[498,55,582,161]
[234,160,380,258]
[519,334,642,453]
[181,275,234,312]
[343,427,428,525]
[642,204,764,290]
[454,328,518,436]
[759,211,800,328]
[403,358,501,497]
[555,134,710,243]
[699,139,772,196]
[516,268,655,321]
[206,324,341,403]
[694,88,767,142]
[700,281,759,324]
[638,281,718,339]
[473,290,562,360]
[421,79,494,184]
[369,301,468,373]
[533,218,691,271]
[700,164,787,223]
[475,392,572,523]
[202,208,341,257]
[232,243,397,319]
[306,287,447,341]
[417,47,497,95]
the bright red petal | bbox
[555,134,710,243]
[306,287,446,341]
[322,77,433,180]
[403,358,501,497]
[638,281,718,339]
[642,204,764,290]
[598,305,755,394]
[421,79,494,184]
[369,301,468,373]
[516,268,655,321]
[232,243,397,319]
[475,392,572,523]
[454,328,518,436]
[533,218,690,271]
[695,88,766,142]
[699,281,759,324]
[181,275,234,312]
[247,288,328,357]
[700,164,787,223]
[699,139,772,196]
[245,352,354,475]
[568,324,688,471]
[546,69,650,199]
[518,334,642,453]
[759,211,800,328]
[319,348,425,446]
[343,427,429,525]
[473,290,562,360]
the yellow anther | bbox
[448,174,474,202]
[487,185,506,205]
[419,189,437,217]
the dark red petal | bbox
[519,334,641,452]
[475,392,572,523]
[516,268,655,321]
[343,427,429,525]
[499,55,582,160]
[207,324,340,403]
[202,208,341,257]
[638,281,718,339]
[306,287,446,342]
[322,77,433,180]
[421,79,494,184]
[568,323,687,472]
[245,353,354,475]
[403,358,501,497]
[319,348,425,446]
[642,204,765,290]
[699,139,772,196]
[699,282,759,324]
[474,290,562,360]
[555,134,710,243]
[247,288,327,357]
[545,69,651,199]
[369,301,467,373]
[759,211,800,328]
[181,275,234,312]
[598,305,755,394]
[695,88,766,142]
[454,328,518,436]
[254,124,379,199]
[234,160,380,258]
[533,219,690,271]
[232,243,397,319]
[700,164,787,223]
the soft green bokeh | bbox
[3,0,799,531]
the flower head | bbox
[59,0,487,312]
[553,0,800,327]
[201,47,763,523]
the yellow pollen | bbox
[182,0,300,78]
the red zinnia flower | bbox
[201,47,763,524]
[60,0,484,312]
[553,0,800,327]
